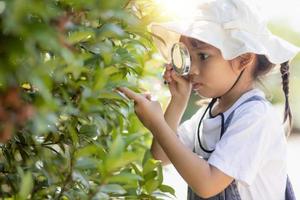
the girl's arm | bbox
[151,120,234,198]
[150,98,188,165]
[151,63,192,165]
[116,87,233,198]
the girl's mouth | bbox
[192,82,203,90]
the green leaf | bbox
[156,161,163,185]
[75,157,102,170]
[93,68,108,91]
[142,159,158,176]
[79,124,99,138]
[105,152,139,173]
[17,172,33,200]
[100,184,126,195]
[0,1,6,14]
[104,66,120,76]
[144,179,160,194]
[98,91,125,101]
[159,184,176,196]
[130,163,143,177]
[67,124,79,146]
[92,192,109,200]
[108,134,125,158]
[73,170,90,189]
[144,171,157,181]
[107,172,143,184]
[142,149,153,166]
[81,40,113,64]
[75,144,106,158]
[97,23,125,39]
[124,132,145,147]
[67,30,94,44]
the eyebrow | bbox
[189,38,212,51]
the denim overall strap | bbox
[286,175,296,200]
[187,157,241,200]
[188,95,264,200]
[223,95,265,133]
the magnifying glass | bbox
[171,42,191,76]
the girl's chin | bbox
[193,90,209,98]
[193,89,216,99]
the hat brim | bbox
[149,20,300,64]
[149,20,226,62]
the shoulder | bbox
[224,96,276,133]
[231,94,273,120]
[236,97,270,115]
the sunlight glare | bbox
[154,0,199,19]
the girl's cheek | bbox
[198,63,211,75]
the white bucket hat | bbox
[149,0,300,65]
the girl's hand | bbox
[115,87,165,131]
[163,63,192,102]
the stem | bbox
[123,0,133,9]
[55,151,74,200]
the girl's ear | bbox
[237,53,257,70]
[229,53,257,74]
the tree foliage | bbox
[0,0,175,199]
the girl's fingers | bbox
[116,87,142,103]
[163,67,174,83]
[170,70,186,84]
[163,73,172,83]
[143,93,151,101]
[165,63,172,70]
[115,87,153,102]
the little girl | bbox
[116,0,299,199]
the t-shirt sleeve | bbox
[207,101,271,186]
[177,107,205,151]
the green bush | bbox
[0,0,175,199]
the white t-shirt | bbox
[177,88,287,200]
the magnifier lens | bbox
[171,42,191,76]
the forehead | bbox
[179,36,215,50]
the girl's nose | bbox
[189,60,200,76]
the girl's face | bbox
[180,36,242,98]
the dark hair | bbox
[280,61,293,136]
[253,55,275,77]
[253,55,292,137]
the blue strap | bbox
[223,95,266,134]
[286,175,296,200]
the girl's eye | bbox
[198,53,209,61]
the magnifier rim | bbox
[171,42,191,76]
